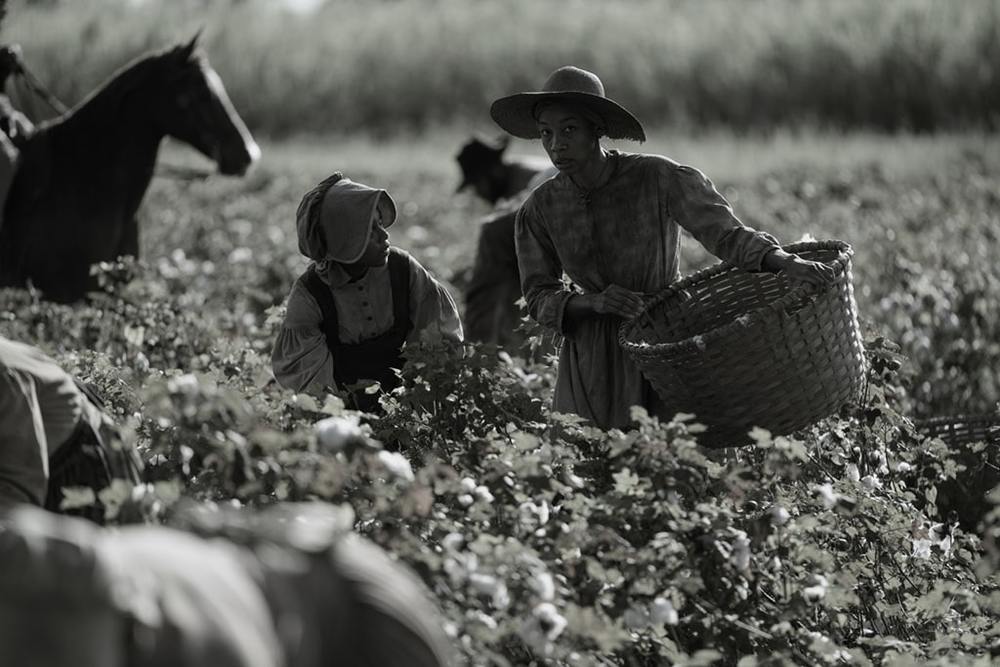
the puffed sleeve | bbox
[270,280,337,393]
[664,163,780,271]
[405,253,464,345]
[515,197,574,334]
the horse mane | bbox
[60,40,203,125]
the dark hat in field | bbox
[490,66,646,142]
[455,134,509,193]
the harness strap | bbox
[302,267,339,342]
[15,63,68,116]
[387,248,411,330]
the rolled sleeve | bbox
[515,201,575,335]
[667,165,780,271]
[270,281,337,393]
[405,254,464,345]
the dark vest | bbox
[299,248,412,410]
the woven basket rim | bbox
[618,240,855,356]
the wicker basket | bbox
[915,414,1000,446]
[619,240,866,448]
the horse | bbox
[0,34,259,303]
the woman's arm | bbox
[270,281,337,393]
[514,201,578,334]
[666,164,779,271]
[666,163,834,287]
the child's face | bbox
[348,202,392,269]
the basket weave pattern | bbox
[619,241,866,447]
[916,414,1000,446]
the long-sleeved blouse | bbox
[515,151,780,430]
[271,249,463,393]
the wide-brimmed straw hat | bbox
[490,66,646,142]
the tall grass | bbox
[6,0,1000,136]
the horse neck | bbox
[53,79,165,201]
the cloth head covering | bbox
[296,173,397,264]
[490,65,646,142]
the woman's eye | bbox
[563,126,576,135]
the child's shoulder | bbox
[387,246,423,281]
[388,245,417,271]
[388,245,413,261]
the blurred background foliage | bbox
[5,0,1000,137]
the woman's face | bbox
[535,103,601,175]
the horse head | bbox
[152,33,260,176]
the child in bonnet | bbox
[271,173,463,408]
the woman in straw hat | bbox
[271,172,463,410]
[491,66,835,430]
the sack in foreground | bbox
[619,240,867,448]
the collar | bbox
[313,260,387,289]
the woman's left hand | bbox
[764,250,837,289]
[781,257,837,288]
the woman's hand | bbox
[764,250,837,289]
[569,284,646,320]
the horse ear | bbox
[180,29,203,60]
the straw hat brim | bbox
[490,91,646,142]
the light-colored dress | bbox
[515,151,780,430]
[271,248,463,393]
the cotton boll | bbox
[377,451,415,482]
[314,416,364,453]
[650,597,679,625]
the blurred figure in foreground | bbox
[271,172,462,410]
[456,135,556,346]
[0,336,141,522]
[0,502,454,667]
